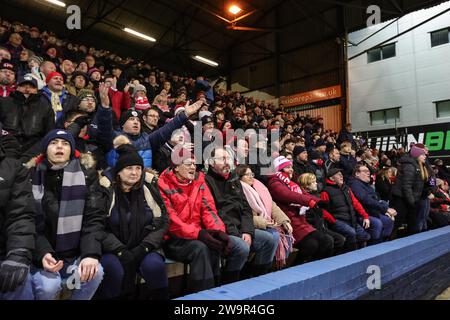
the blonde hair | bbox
[299,173,317,190]
[418,161,429,181]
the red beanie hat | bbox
[46,71,63,84]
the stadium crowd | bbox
[1,19,450,300]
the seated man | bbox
[349,164,396,243]
[29,130,104,300]
[321,168,371,251]
[159,148,231,292]
[205,147,278,282]
[0,130,35,300]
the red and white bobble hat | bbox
[134,96,151,111]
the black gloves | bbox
[0,249,31,293]
[208,230,231,255]
[130,244,153,264]
[198,229,223,252]
[316,200,330,210]
[73,116,90,128]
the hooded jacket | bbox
[391,155,426,206]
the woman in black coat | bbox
[391,145,429,235]
[95,144,169,300]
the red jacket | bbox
[109,88,131,121]
[158,168,225,240]
[267,175,319,243]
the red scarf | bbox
[275,171,301,193]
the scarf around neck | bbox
[32,158,86,253]
[275,171,309,215]
[240,179,272,222]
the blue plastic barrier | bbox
[177,226,450,300]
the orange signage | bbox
[280,85,341,107]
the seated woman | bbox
[429,179,450,229]
[267,156,333,265]
[158,147,232,293]
[235,164,294,269]
[298,173,345,255]
[95,144,169,300]
[30,130,104,300]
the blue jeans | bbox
[0,273,34,300]
[331,219,371,244]
[226,229,278,271]
[366,215,394,243]
[32,257,104,300]
[417,198,430,232]
[96,252,168,299]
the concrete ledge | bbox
[177,226,450,300]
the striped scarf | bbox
[32,158,87,253]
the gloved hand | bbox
[0,249,31,293]
[198,229,223,252]
[116,249,137,297]
[315,200,330,210]
[208,230,231,255]
[130,244,153,264]
[73,116,90,128]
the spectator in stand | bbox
[434,159,450,184]
[22,26,43,54]
[321,168,371,251]
[152,129,185,174]
[159,148,232,292]
[41,71,78,122]
[339,141,357,182]
[60,59,75,81]
[236,164,294,269]
[375,167,397,203]
[309,151,326,192]
[267,156,333,264]
[66,71,92,96]
[0,46,12,62]
[145,74,160,103]
[205,147,276,280]
[104,74,131,122]
[27,55,45,89]
[428,179,450,228]
[391,144,430,236]
[337,123,355,148]
[141,107,160,135]
[0,129,36,300]
[0,60,16,97]
[299,173,345,255]
[0,74,55,163]
[88,68,102,90]
[4,33,24,63]
[349,164,396,243]
[16,49,32,79]
[95,144,169,300]
[29,130,104,300]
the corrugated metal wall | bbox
[296,105,343,133]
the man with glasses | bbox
[349,164,396,243]
[141,108,160,134]
[205,147,277,283]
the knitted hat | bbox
[45,71,63,84]
[171,146,195,167]
[133,84,147,97]
[114,144,143,176]
[88,67,102,78]
[77,89,97,103]
[293,146,307,158]
[0,60,15,72]
[273,156,292,172]
[410,145,427,158]
[28,55,44,65]
[134,96,151,111]
[120,109,141,127]
[41,129,75,157]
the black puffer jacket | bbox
[391,155,426,206]
[33,154,104,265]
[205,169,255,238]
[0,139,36,257]
[97,169,169,254]
[0,92,55,162]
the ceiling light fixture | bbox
[44,0,66,7]
[193,55,219,67]
[229,5,242,15]
[123,28,156,42]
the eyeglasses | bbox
[181,161,196,167]
[243,172,255,177]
